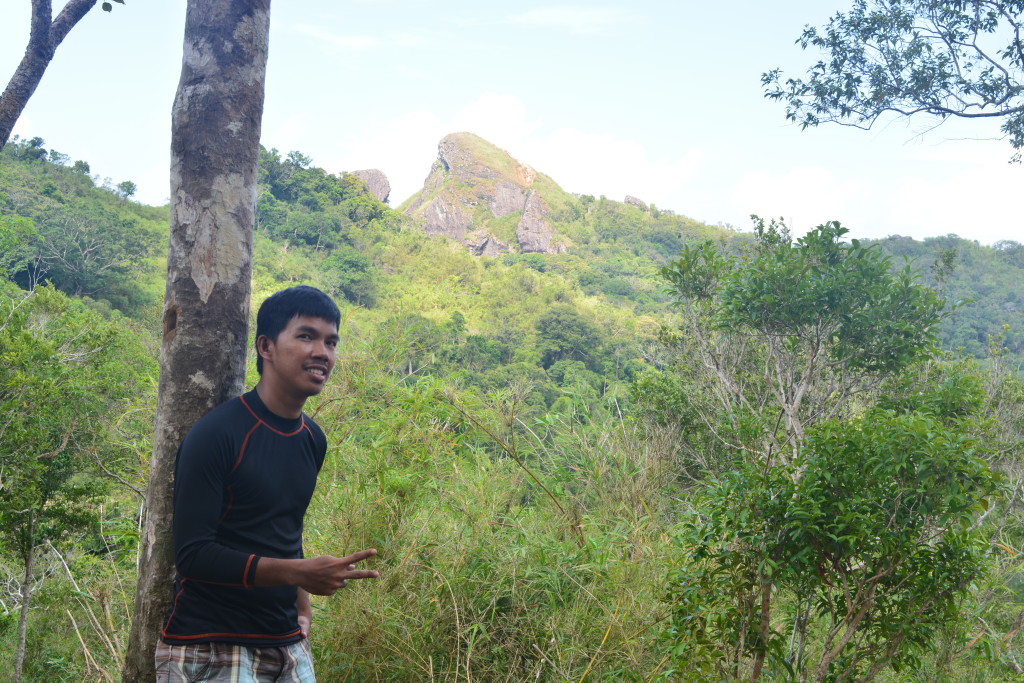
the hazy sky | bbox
[2,1,1021,244]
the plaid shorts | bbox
[155,638,316,682]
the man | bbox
[156,285,379,682]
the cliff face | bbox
[402,132,567,255]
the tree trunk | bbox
[0,0,98,149]
[749,578,772,681]
[13,536,35,683]
[121,2,271,681]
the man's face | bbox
[260,315,339,398]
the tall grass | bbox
[301,332,683,681]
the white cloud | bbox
[450,93,542,143]
[727,148,1023,245]
[262,113,313,155]
[11,116,32,139]
[293,25,379,50]
[729,167,867,235]
[902,135,1016,165]
[321,110,448,205]
[506,7,630,35]
[391,31,428,48]
[134,162,171,206]
[518,127,704,205]
[884,162,1023,244]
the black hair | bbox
[255,285,341,374]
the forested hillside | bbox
[873,234,1024,358]
[1,135,1023,681]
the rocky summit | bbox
[401,132,568,255]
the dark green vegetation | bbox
[876,234,1024,358]
[0,136,166,314]
[1,137,1023,680]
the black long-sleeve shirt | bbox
[161,389,327,646]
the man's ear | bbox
[256,334,273,362]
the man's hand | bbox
[255,549,380,597]
[297,588,312,638]
[296,549,380,596]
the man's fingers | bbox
[338,548,378,565]
[299,551,379,595]
[341,568,380,581]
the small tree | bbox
[665,407,997,682]
[116,179,137,201]
[0,284,146,681]
[654,220,997,680]
[27,202,160,298]
[659,218,947,463]
[762,0,1024,158]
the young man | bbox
[156,285,378,682]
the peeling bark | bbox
[121,2,271,680]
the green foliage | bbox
[0,138,167,314]
[0,215,37,279]
[29,200,162,300]
[535,305,605,369]
[730,220,946,373]
[657,218,949,457]
[115,180,137,200]
[322,245,376,306]
[763,0,1024,156]
[0,283,155,679]
[256,146,393,250]
[8,136,47,162]
[0,284,154,559]
[874,234,1024,359]
[665,407,997,681]
[652,219,1013,680]
[0,283,155,670]
[0,500,143,680]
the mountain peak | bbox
[402,133,567,255]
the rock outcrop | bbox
[353,169,390,203]
[466,230,510,257]
[624,195,648,212]
[422,197,471,241]
[490,181,527,218]
[403,132,566,255]
[517,190,557,253]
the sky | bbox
[1,1,1021,245]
